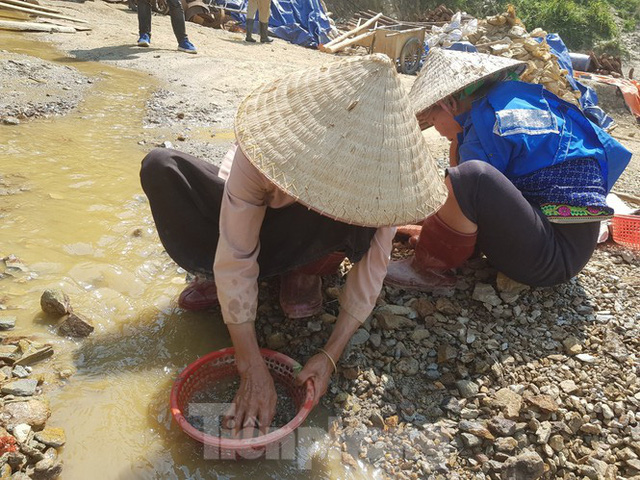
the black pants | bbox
[137,0,187,43]
[448,160,599,287]
[139,148,376,280]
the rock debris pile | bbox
[0,319,65,479]
[255,243,640,479]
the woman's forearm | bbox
[227,322,264,374]
[322,311,362,361]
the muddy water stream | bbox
[1,33,373,479]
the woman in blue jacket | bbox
[385,48,632,290]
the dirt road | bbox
[2,0,441,160]
[3,0,638,169]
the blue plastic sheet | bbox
[541,34,615,130]
[421,33,613,129]
[446,41,478,53]
[216,0,332,48]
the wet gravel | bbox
[0,51,90,123]
[140,88,232,163]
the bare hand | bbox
[223,362,277,438]
[416,109,431,130]
[295,353,334,406]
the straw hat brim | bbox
[234,54,448,228]
[411,48,527,125]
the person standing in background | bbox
[245,0,272,43]
[136,0,198,53]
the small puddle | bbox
[1,32,375,479]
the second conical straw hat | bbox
[235,54,447,228]
[410,48,527,117]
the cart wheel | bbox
[399,37,423,75]
[153,0,170,15]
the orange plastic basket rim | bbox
[170,347,315,451]
[613,213,640,220]
[612,213,640,248]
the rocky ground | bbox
[619,22,640,80]
[255,242,640,480]
[1,1,640,479]
[0,51,90,124]
[0,303,65,480]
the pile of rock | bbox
[254,242,640,479]
[0,318,65,479]
[466,6,581,105]
[588,52,624,78]
[0,53,90,124]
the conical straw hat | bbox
[410,48,527,118]
[235,54,447,228]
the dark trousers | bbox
[139,148,376,280]
[137,0,187,43]
[448,160,599,287]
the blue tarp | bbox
[541,34,615,130]
[446,41,478,53]
[216,0,332,48]
[430,35,614,129]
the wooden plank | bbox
[321,12,381,50]
[322,30,375,54]
[348,10,445,29]
[0,1,88,23]
[0,18,75,32]
[356,12,394,25]
[365,10,397,25]
[1,0,60,14]
[40,18,91,30]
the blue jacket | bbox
[456,80,631,193]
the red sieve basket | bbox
[170,347,314,457]
[611,214,640,250]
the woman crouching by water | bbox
[141,54,447,435]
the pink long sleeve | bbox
[339,226,395,323]
[214,144,395,325]
[214,146,293,324]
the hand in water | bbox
[296,353,333,406]
[224,361,277,438]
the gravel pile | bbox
[0,319,66,480]
[0,51,90,124]
[144,88,223,129]
[254,238,640,479]
[141,88,232,162]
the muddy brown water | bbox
[1,32,377,479]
